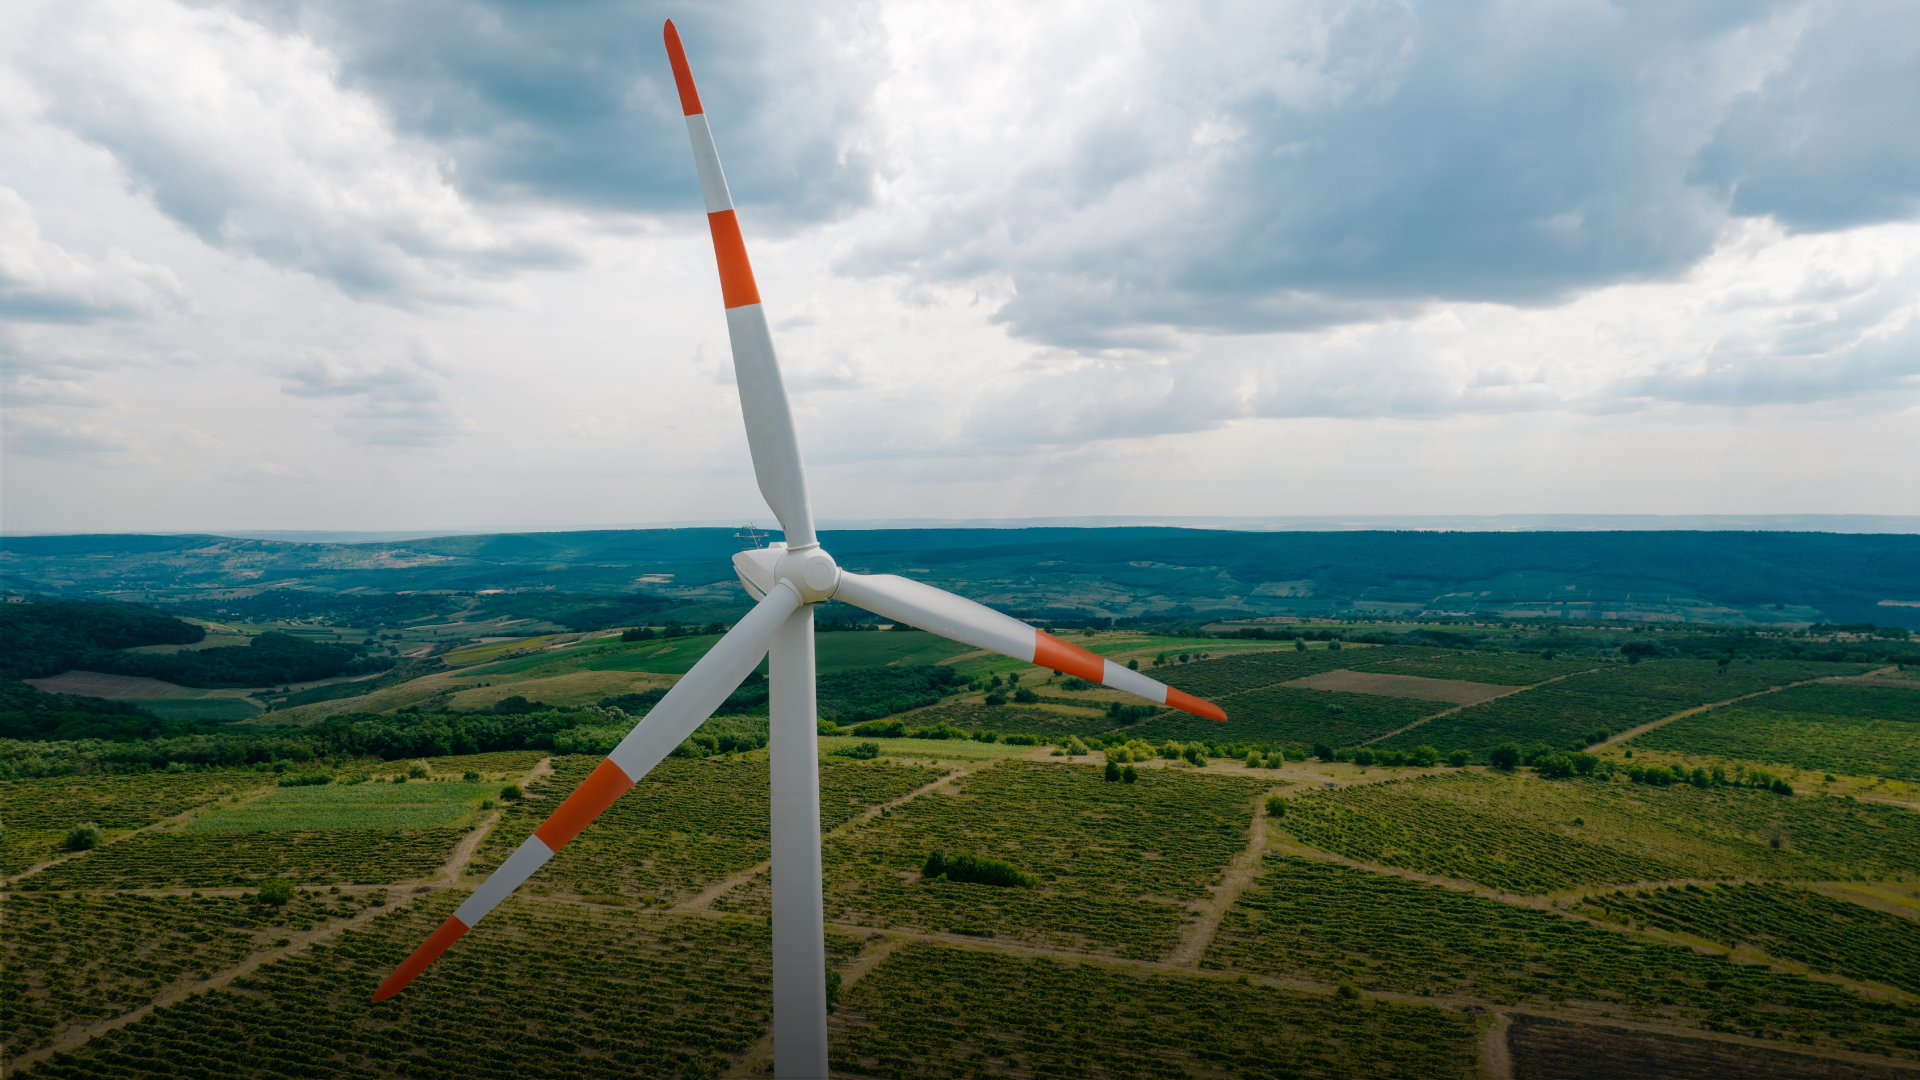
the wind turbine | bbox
[372,20,1228,1077]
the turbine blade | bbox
[371,581,804,1002]
[832,572,1227,721]
[664,20,815,548]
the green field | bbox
[1205,856,1920,1055]
[812,761,1269,958]
[181,780,494,834]
[20,828,465,889]
[1354,650,1601,685]
[1273,770,1920,893]
[836,941,1482,1080]
[1631,707,1920,780]
[1128,685,1442,749]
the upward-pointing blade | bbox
[664,20,816,549]
[370,581,803,1002]
[833,572,1228,721]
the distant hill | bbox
[4,528,1917,628]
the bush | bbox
[972,729,999,743]
[1002,733,1042,746]
[853,719,908,738]
[1266,795,1288,817]
[1488,743,1522,770]
[1352,748,1375,767]
[1065,736,1089,756]
[1336,979,1360,1000]
[1012,688,1039,704]
[1245,750,1262,768]
[1105,760,1122,782]
[462,770,481,781]
[910,722,970,741]
[983,692,1009,706]
[1772,779,1794,796]
[64,822,102,851]
[921,850,1037,888]
[256,878,294,907]
[1314,743,1335,762]
[832,741,882,760]
[499,784,524,802]
[277,772,333,787]
[1409,745,1440,767]
[1122,764,1138,783]
[1447,749,1471,767]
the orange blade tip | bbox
[371,915,469,1002]
[662,21,703,116]
[1167,689,1227,723]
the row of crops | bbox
[1586,883,1920,995]
[18,828,465,890]
[21,893,776,1080]
[4,889,384,1053]
[1272,770,1920,893]
[834,941,1481,1080]
[468,755,949,904]
[1380,659,1878,755]
[1630,682,1920,780]
[808,761,1269,959]
[0,772,276,832]
[1353,651,1603,686]
[1128,684,1442,750]
[1153,646,1433,699]
[1204,856,1920,1058]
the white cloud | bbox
[0,186,186,321]
[276,340,471,446]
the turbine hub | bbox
[732,542,840,604]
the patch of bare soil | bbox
[1284,668,1510,705]
[24,671,181,699]
[1508,1013,1918,1079]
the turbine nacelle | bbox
[733,542,840,604]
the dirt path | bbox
[1358,666,1606,747]
[1593,668,1895,751]
[680,759,987,914]
[1166,787,1276,967]
[4,897,398,1073]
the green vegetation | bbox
[21,828,465,890]
[921,849,1036,887]
[1354,651,1600,685]
[1743,681,1920,722]
[181,780,495,834]
[903,701,1117,740]
[469,756,947,904]
[1205,856,1920,1056]
[0,600,205,680]
[1633,707,1920,780]
[23,893,769,1080]
[2,889,383,1053]
[1155,647,1430,699]
[834,941,1481,1080]
[1274,771,1920,893]
[1380,659,1873,756]
[817,761,1267,958]
[1587,883,1920,994]
[0,679,174,743]
[1129,685,1441,750]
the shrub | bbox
[1105,761,1122,782]
[971,730,999,743]
[256,879,294,907]
[277,772,333,787]
[832,741,882,760]
[1002,733,1042,746]
[64,822,102,851]
[1012,688,1039,704]
[910,722,970,741]
[1447,749,1471,767]
[1336,979,1360,1000]
[407,764,429,779]
[1410,745,1440,768]
[1352,748,1375,767]
[1266,795,1288,818]
[983,692,1009,706]
[1314,743,1335,761]
[499,784,524,802]
[1772,779,1794,796]
[817,719,841,736]
[1065,737,1089,756]
[853,719,908,738]
[1122,765,1138,783]
[1245,750,1262,768]
[921,850,1036,888]
[1488,743,1522,770]
[462,770,481,781]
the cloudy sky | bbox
[3,0,1917,535]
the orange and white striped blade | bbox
[832,572,1226,721]
[664,20,816,550]
[371,581,804,1002]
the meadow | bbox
[181,780,494,834]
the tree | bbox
[1295,640,1307,652]
[1410,745,1440,767]
[1105,760,1122,782]
[1127,658,1139,670]
[1313,743,1335,761]
[257,879,294,907]
[1122,765,1138,783]
[1489,743,1522,770]
[499,784,524,802]
[1447,749,1471,767]
[64,822,101,851]
[1013,688,1039,704]
[1265,795,1287,817]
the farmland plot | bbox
[182,780,493,834]
[1728,681,1920,723]
[1126,685,1441,749]
[1275,771,1920,892]
[833,941,1480,1080]
[469,756,945,904]
[1353,651,1600,685]
[3,889,382,1053]
[1205,857,1920,1057]
[24,893,773,1080]
[1,772,275,831]
[904,701,1116,739]
[1589,883,1920,994]
[1154,646,1432,699]
[1631,707,1920,780]
[1380,659,1873,754]
[815,761,1269,958]
[23,828,464,890]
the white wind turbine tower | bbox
[373,21,1229,1078]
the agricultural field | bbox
[1154,646,1432,699]
[813,761,1271,958]
[2,771,279,875]
[1631,707,1920,781]
[1744,682,1920,722]
[1506,1014,1920,1080]
[19,827,465,890]
[181,780,494,834]
[1205,856,1920,1057]
[1352,650,1601,685]
[19,893,774,1080]
[1380,659,1875,755]
[1273,770,1920,893]
[902,700,1118,739]
[469,755,948,904]
[3,889,384,1054]
[421,750,547,778]
[1126,684,1443,749]
[1585,883,1920,994]
[833,941,1482,1080]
